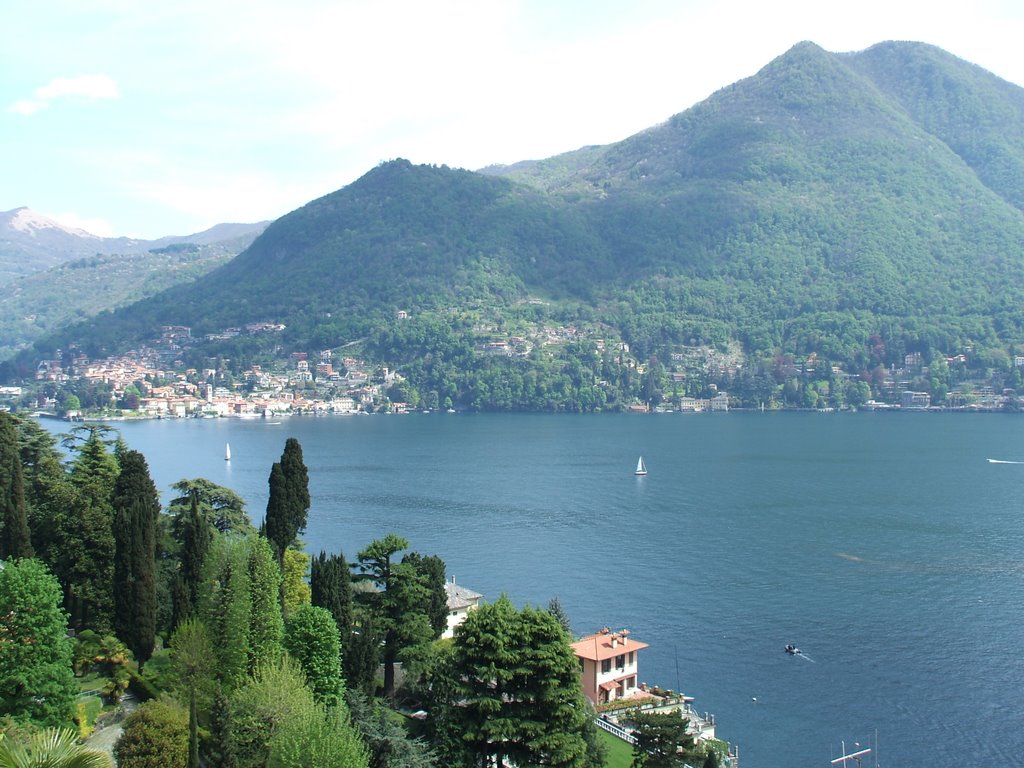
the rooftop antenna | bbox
[830,740,871,768]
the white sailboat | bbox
[225,443,231,461]
[634,456,647,476]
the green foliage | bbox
[71,631,131,704]
[114,698,189,768]
[0,559,77,727]
[168,479,252,537]
[246,537,284,672]
[400,553,447,639]
[0,413,32,560]
[281,549,310,617]
[263,440,309,567]
[310,550,353,666]
[229,657,366,768]
[0,726,113,768]
[355,535,435,699]
[435,594,590,768]
[345,691,436,768]
[624,711,696,768]
[112,451,160,670]
[170,491,212,631]
[198,537,252,690]
[282,604,343,708]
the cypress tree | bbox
[173,490,212,630]
[310,550,353,658]
[0,412,33,560]
[246,535,284,673]
[112,450,160,671]
[263,438,309,567]
[207,684,236,768]
[402,552,447,639]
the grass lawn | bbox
[596,727,634,768]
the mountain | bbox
[0,219,269,359]
[0,208,269,281]
[10,41,1024,399]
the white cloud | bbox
[8,73,120,115]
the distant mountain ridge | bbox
[8,41,1024,394]
[0,207,269,281]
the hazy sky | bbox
[4,0,1023,239]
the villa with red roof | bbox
[571,628,649,705]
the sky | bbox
[4,0,1024,240]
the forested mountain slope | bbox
[13,41,1024,380]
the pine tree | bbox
[355,534,434,698]
[263,439,310,568]
[112,450,160,671]
[0,412,33,560]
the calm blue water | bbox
[44,412,1024,767]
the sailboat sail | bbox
[225,443,231,461]
[635,456,647,475]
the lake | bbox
[44,411,1024,767]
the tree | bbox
[437,595,590,768]
[262,439,310,568]
[626,711,696,768]
[0,558,77,727]
[206,684,236,768]
[112,450,160,671]
[230,658,366,768]
[281,548,311,616]
[168,479,252,536]
[114,698,189,768]
[0,413,33,560]
[547,596,573,635]
[283,604,344,708]
[169,619,214,768]
[310,550,353,663]
[345,691,436,768]
[355,534,434,698]
[0,726,112,768]
[246,536,284,673]
[401,552,447,639]
[171,491,212,631]
[198,537,252,690]
[65,426,120,631]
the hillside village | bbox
[8,308,1024,417]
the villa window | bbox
[601,659,611,674]
[628,651,634,665]
[615,654,625,670]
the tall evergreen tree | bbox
[310,550,353,660]
[437,595,591,768]
[206,684,237,768]
[401,552,447,639]
[262,439,310,568]
[171,490,212,631]
[246,536,284,673]
[66,427,120,631]
[283,604,344,708]
[355,534,433,699]
[198,537,252,691]
[112,450,160,671]
[0,558,77,726]
[0,412,32,560]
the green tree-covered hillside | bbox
[10,40,1024,384]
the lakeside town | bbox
[4,314,1023,418]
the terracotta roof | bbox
[445,580,482,610]
[571,632,649,662]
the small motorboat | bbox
[784,644,801,655]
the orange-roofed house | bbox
[571,628,649,705]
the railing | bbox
[593,716,636,745]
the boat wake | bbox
[987,459,1024,464]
